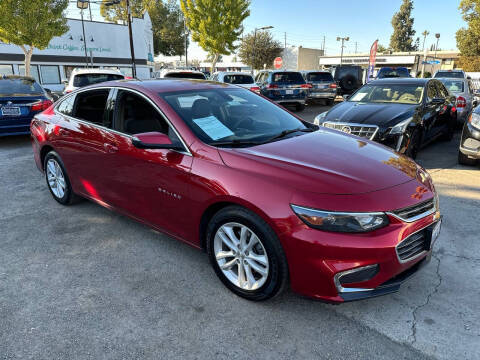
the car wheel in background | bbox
[44,151,81,205]
[206,206,288,301]
[458,150,477,166]
[405,129,422,159]
[441,116,456,141]
[326,99,334,106]
[296,103,305,112]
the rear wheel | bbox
[458,150,477,166]
[44,151,81,205]
[405,129,421,159]
[206,206,288,301]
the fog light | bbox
[334,264,379,293]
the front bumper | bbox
[459,122,480,159]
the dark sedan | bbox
[0,75,53,136]
[458,109,480,166]
[314,78,457,158]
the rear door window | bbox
[223,74,254,84]
[306,72,333,82]
[72,89,110,125]
[271,72,305,84]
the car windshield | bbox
[306,72,333,82]
[377,68,410,78]
[161,88,308,147]
[435,71,463,79]
[349,84,424,104]
[223,74,254,84]
[73,73,124,87]
[0,78,44,96]
[272,72,305,84]
[440,79,464,93]
[164,72,206,80]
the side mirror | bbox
[343,94,350,101]
[131,132,183,150]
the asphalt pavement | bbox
[0,103,478,359]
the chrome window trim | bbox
[394,220,438,264]
[322,121,379,140]
[54,85,192,157]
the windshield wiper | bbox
[211,139,266,148]
[264,127,314,143]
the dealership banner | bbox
[366,40,378,83]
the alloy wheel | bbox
[213,222,269,291]
[46,158,66,199]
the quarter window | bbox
[57,95,76,116]
[73,89,110,125]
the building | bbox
[282,46,325,71]
[319,50,460,76]
[0,14,154,92]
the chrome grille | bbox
[390,198,436,222]
[396,229,429,262]
[323,122,378,140]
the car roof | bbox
[301,70,331,73]
[369,78,430,85]
[72,68,123,75]
[216,71,253,76]
[161,69,204,75]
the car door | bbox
[422,80,442,141]
[53,88,114,201]
[433,80,452,134]
[100,88,194,238]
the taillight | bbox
[31,100,53,112]
[456,96,467,108]
[329,83,337,89]
[65,89,72,94]
[267,84,278,89]
[250,86,260,92]
[301,83,313,88]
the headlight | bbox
[291,205,389,233]
[314,111,328,125]
[389,117,412,135]
[469,113,480,130]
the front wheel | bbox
[206,206,288,301]
[405,129,422,159]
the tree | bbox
[149,0,187,57]
[100,0,147,24]
[456,0,480,57]
[389,0,416,52]
[377,44,388,53]
[413,37,420,51]
[0,0,68,76]
[180,0,250,71]
[238,31,282,70]
[458,56,480,71]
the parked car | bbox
[255,70,309,111]
[438,78,476,123]
[315,78,457,158]
[458,109,480,166]
[332,65,363,95]
[0,75,53,136]
[158,69,206,80]
[211,71,260,92]
[64,68,125,94]
[31,79,441,303]
[301,70,337,105]
[376,67,411,79]
[434,69,468,79]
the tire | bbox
[295,103,305,112]
[44,151,81,205]
[458,150,477,166]
[405,129,422,159]
[441,116,456,141]
[326,99,334,106]
[339,75,357,93]
[206,206,289,301]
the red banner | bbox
[367,40,378,82]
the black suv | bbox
[332,65,363,95]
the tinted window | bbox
[223,74,254,84]
[349,84,424,104]
[435,71,463,79]
[164,72,206,80]
[160,88,306,146]
[271,72,305,84]
[57,95,76,116]
[377,67,410,78]
[0,77,44,96]
[306,72,333,82]
[73,89,109,125]
[73,73,124,87]
[440,79,464,93]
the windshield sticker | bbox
[193,115,234,140]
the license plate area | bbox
[285,89,294,95]
[1,106,21,116]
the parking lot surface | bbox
[1,103,479,359]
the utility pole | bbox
[284,32,286,49]
[322,36,325,55]
[337,36,349,64]
[77,1,89,68]
[184,19,188,68]
[355,42,358,54]
[126,0,136,78]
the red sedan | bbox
[30,79,442,302]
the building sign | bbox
[320,55,417,66]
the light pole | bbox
[184,19,188,68]
[253,26,273,73]
[77,0,89,68]
[105,0,137,78]
[420,30,429,78]
[337,36,349,65]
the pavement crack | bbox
[409,253,443,345]
[442,253,480,262]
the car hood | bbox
[219,129,427,195]
[325,101,415,127]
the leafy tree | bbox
[413,37,420,51]
[389,0,416,52]
[238,31,282,70]
[456,0,480,57]
[180,0,250,71]
[377,44,388,53]
[149,0,187,56]
[0,0,68,76]
[458,56,480,71]
[206,53,223,63]
[100,0,147,24]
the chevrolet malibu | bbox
[31,79,442,302]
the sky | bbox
[67,0,467,62]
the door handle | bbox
[104,143,118,153]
